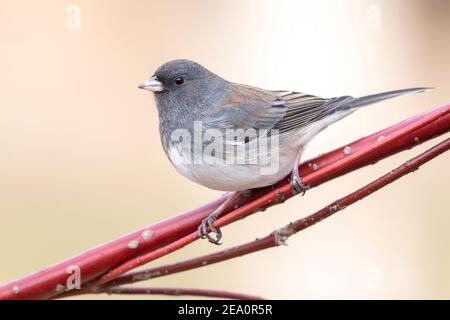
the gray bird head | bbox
[139,59,229,116]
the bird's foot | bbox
[197,191,243,245]
[290,175,310,196]
[198,213,222,245]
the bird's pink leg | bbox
[290,149,310,195]
[198,191,245,244]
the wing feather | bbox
[205,84,353,136]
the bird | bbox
[138,59,428,244]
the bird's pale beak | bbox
[138,76,163,92]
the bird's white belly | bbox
[165,109,353,191]
[167,143,297,191]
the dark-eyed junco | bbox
[139,59,427,244]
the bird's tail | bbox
[345,87,431,109]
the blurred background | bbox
[1,0,449,299]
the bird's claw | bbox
[198,215,223,245]
[290,175,310,196]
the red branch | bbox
[70,137,450,295]
[91,103,450,286]
[0,104,449,300]
[104,286,263,300]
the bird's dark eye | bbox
[174,77,184,86]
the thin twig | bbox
[103,286,263,300]
[109,238,276,287]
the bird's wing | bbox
[204,84,286,131]
[273,91,353,133]
[205,83,353,136]
[203,84,354,165]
